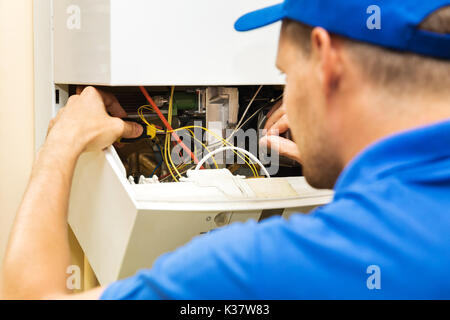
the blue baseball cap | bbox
[235,0,450,60]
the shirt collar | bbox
[334,119,450,191]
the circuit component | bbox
[79,85,295,183]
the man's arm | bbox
[0,87,142,300]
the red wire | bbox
[139,86,202,167]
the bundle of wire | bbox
[137,86,263,182]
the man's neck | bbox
[339,91,450,167]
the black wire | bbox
[240,94,283,130]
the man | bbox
[1,0,449,299]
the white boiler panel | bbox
[53,0,284,86]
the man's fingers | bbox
[121,121,144,139]
[264,104,286,131]
[80,86,127,118]
[266,100,283,119]
[97,90,128,118]
[260,135,302,163]
[76,86,85,95]
[267,114,290,136]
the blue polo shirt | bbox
[101,120,450,299]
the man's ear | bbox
[310,27,343,99]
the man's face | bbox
[276,24,342,189]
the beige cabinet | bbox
[0,0,35,266]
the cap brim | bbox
[234,3,285,32]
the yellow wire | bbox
[136,104,177,181]
[138,96,258,178]
[164,133,176,181]
[184,128,219,169]
[137,105,154,127]
[166,86,180,181]
[138,100,191,181]
[158,125,259,177]
[138,102,180,181]
[174,126,258,177]
[172,127,258,177]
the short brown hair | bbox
[284,6,450,95]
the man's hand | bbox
[47,86,143,156]
[260,101,302,163]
